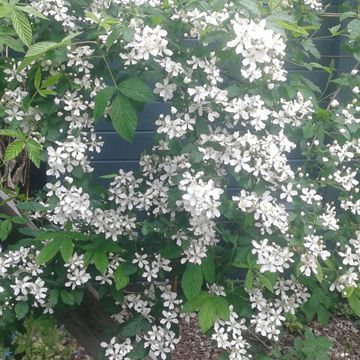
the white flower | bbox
[154,78,177,101]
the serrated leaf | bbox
[348,19,360,40]
[42,72,61,88]
[317,305,329,326]
[302,38,321,59]
[37,240,60,265]
[128,342,147,360]
[198,297,217,332]
[0,219,12,241]
[0,5,11,18]
[17,55,38,72]
[276,20,309,36]
[93,250,109,274]
[183,292,209,312]
[105,25,122,51]
[94,86,116,120]
[302,122,314,139]
[182,263,203,300]
[113,264,129,290]
[120,316,150,337]
[257,272,273,292]
[0,34,24,52]
[0,129,25,138]
[110,95,137,143]
[118,78,155,103]
[25,41,58,57]
[4,140,24,161]
[34,67,41,89]
[245,270,253,290]
[61,31,82,44]
[16,5,47,20]
[201,255,215,284]
[213,296,230,320]
[38,89,57,96]
[25,139,41,168]
[15,302,29,320]
[340,11,357,22]
[48,289,59,306]
[349,293,360,317]
[315,259,323,283]
[60,238,73,262]
[60,289,74,305]
[11,10,32,47]
[72,289,84,305]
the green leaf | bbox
[0,5,11,18]
[201,255,216,284]
[213,296,230,320]
[42,72,62,88]
[128,342,147,360]
[48,289,59,306]
[317,305,329,326]
[302,122,314,139]
[11,10,32,47]
[60,289,75,305]
[25,139,41,168]
[4,140,24,161]
[0,34,24,52]
[94,86,116,120]
[15,302,29,320]
[105,25,122,51]
[37,240,60,265]
[0,129,25,138]
[349,293,360,317]
[16,5,47,20]
[25,41,58,57]
[329,24,341,36]
[245,270,253,290]
[120,316,150,337]
[348,19,360,40]
[72,289,84,305]
[340,11,357,22]
[182,263,203,300]
[93,250,109,274]
[315,259,323,283]
[17,55,38,72]
[183,292,210,312]
[34,68,41,89]
[257,272,273,292]
[302,38,321,59]
[60,238,73,262]
[110,95,137,143]
[113,264,129,290]
[118,78,155,103]
[38,89,57,97]
[276,20,308,36]
[238,0,261,17]
[198,297,217,332]
[60,31,83,44]
[0,219,12,241]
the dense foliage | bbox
[0,0,360,359]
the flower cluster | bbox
[249,278,309,340]
[212,306,252,360]
[1,0,360,359]
[227,16,287,83]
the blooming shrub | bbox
[0,0,360,359]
